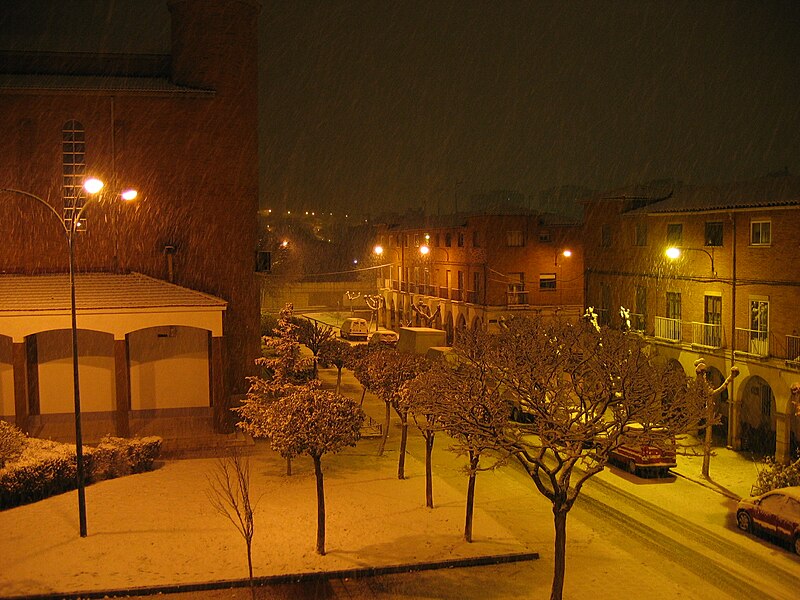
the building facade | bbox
[374,213,585,342]
[0,0,261,440]
[583,176,800,462]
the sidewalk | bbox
[0,366,539,599]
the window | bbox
[506,230,524,247]
[751,221,771,246]
[414,234,420,247]
[473,271,481,295]
[634,222,647,246]
[434,233,440,247]
[472,230,480,248]
[539,230,551,243]
[62,120,86,230]
[457,232,465,247]
[667,223,683,245]
[705,222,723,247]
[601,224,611,247]
[666,292,681,320]
[255,251,271,273]
[508,272,525,305]
[445,232,452,247]
[539,273,557,290]
[634,285,647,331]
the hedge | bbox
[0,435,162,510]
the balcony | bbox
[787,335,800,367]
[438,286,449,300]
[654,316,681,342]
[691,322,723,349]
[734,328,771,358]
[630,312,646,333]
[506,289,529,309]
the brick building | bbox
[374,213,584,341]
[0,1,261,441]
[583,176,800,462]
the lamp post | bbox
[665,246,716,276]
[1,178,137,537]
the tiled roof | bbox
[0,272,226,313]
[0,73,214,95]
[625,176,800,215]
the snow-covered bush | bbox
[0,420,27,467]
[0,435,162,510]
[754,454,800,494]
[89,436,162,480]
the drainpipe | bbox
[728,212,738,449]
[164,245,176,283]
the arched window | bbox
[62,120,86,230]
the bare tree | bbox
[206,450,258,599]
[693,358,739,478]
[408,330,511,539]
[368,348,430,475]
[250,382,364,555]
[410,299,441,327]
[401,376,443,508]
[482,315,705,600]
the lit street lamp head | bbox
[665,247,682,260]
[83,177,104,195]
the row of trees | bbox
[233,305,726,600]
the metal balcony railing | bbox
[735,328,770,357]
[506,289,529,308]
[787,335,800,365]
[630,312,646,333]
[654,316,681,342]
[692,322,723,349]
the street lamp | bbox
[0,178,137,537]
[665,246,716,276]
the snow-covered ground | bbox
[0,364,796,600]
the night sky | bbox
[3,1,799,215]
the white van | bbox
[340,317,369,340]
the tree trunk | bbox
[359,386,366,407]
[398,415,408,479]
[335,366,342,394]
[246,541,255,600]
[464,453,479,542]
[378,401,391,456]
[313,454,326,555]
[425,433,435,508]
[702,418,713,478]
[550,501,568,600]
[286,456,292,476]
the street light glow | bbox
[83,178,104,194]
[562,249,572,258]
[373,245,384,255]
[419,244,430,255]
[121,189,138,201]
[665,247,682,260]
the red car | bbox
[736,486,800,555]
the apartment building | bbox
[374,213,584,342]
[583,176,800,462]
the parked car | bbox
[368,330,399,347]
[736,486,800,555]
[340,317,369,341]
[608,424,676,478]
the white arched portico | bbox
[0,272,227,439]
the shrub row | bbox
[0,435,162,510]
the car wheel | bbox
[736,510,752,532]
[627,460,637,476]
[794,535,800,556]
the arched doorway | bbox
[455,313,467,343]
[740,376,777,456]
[471,316,483,331]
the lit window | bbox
[539,230,551,243]
[62,120,86,230]
[539,273,556,290]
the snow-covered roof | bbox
[0,272,226,312]
[624,176,800,215]
[0,73,214,96]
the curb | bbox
[670,470,741,501]
[3,551,539,600]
